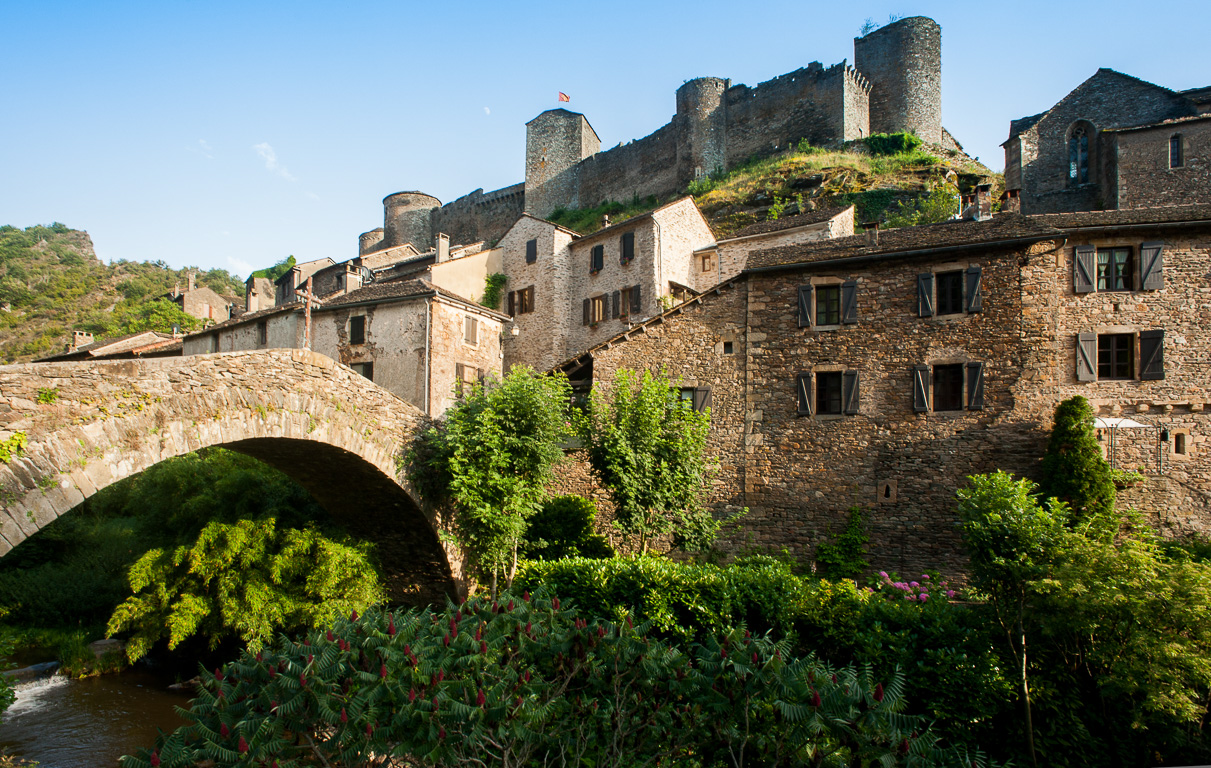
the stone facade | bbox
[0,349,465,604]
[853,16,942,144]
[1004,69,1208,214]
[498,215,578,374]
[168,283,235,323]
[1112,116,1211,209]
[703,206,856,283]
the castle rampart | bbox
[383,192,441,251]
[854,16,942,143]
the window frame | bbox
[588,294,608,325]
[932,364,965,412]
[814,285,842,326]
[1069,124,1091,186]
[351,361,374,381]
[620,232,635,265]
[464,315,479,346]
[1170,134,1184,169]
[525,238,538,264]
[1096,333,1135,380]
[935,270,965,316]
[349,315,366,345]
[256,320,268,347]
[1096,247,1134,292]
[590,244,604,274]
[796,369,860,417]
[815,371,843,415]
[518,285,535,314]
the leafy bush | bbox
[1040,396,1116,521]
[522,495,612,561]
[122,593,995,768]
[547,196,660,235]
[814,506,870,579]
[863,132,923,156]
[884,185,957,228]
[479,272,507,310]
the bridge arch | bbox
[0,349,463,605]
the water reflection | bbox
[0,670,190,768]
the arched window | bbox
[1069,125,1090,185]
[1170,134,1184,168]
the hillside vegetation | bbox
[548,133,1000,238]
[0,224,244,363]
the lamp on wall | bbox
[510,325,520,337]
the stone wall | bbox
[714,207,855,283]
[853,16,941,144]
[499,216,577,374]
[427,299,503,416]
[1114,119,1211,209]
[183,310,303,356]
[430,184,526,248]
[312,299,430,412]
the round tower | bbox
[676,77,730,179]
[359,227,385,255]
[853,16,941,144]
[383,192,441,250]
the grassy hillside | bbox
[0,223,244,363]
[548,133,1001,238]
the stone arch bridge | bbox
[0,349,463,605]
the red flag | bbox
[558,92,570,102]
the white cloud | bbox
[253,142,297,182]
[483,106,490,115]
[188,138,215,159]
[227,255,253,278]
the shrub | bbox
[814,506,870,579]
[1040,396,1116,521]
[863,132,923,156]
[479,273,507,310]
[122,594,995,768]
[522,495,612,561]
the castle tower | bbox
[854,16,941,144]
[359,227,385,255]
[676,77,730,179]
[383,192,441,250]
[524,109,601,219]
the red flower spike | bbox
[255,652,262,662]
[507,600,514,611]
[753,652,759,664]
[812,690,822,708]
[303,639,310,647]
[598,626,606,638]
[443,633,450,647]
[432,696,439,711]
[874,683,884,702]
[720,648,727,658]
[271,700,278,711]
[832,674,838,684]
[476,688,486,707]
[525,621,532,635]
[552,597,560,610]
[524,670,531,683]
[515,696,522,708]
[300,673,307,687]
[380,664,388,679]
[350,609,358,621]
[307,654,313,665]
[625,616,633,629]
[409,688,417,702]
[150,751,160,767]
[900,739,909,754]
[481,641,488,654]
[387,619,396,636]
[475,626,481,641]
[220,723,230,738]
[451,626,458,640]
[340,708,348,723]
[326,630,334,642]
[404,644,411,656]
[430,674,436,687]
[215,667,223,681]
[437,670,444,682]
[439,727,446,740]
[238,735,249,753]
[366,723,373,738]
[523,590,530,602]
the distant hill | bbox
[0,223,245,363]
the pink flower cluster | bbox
[876,572,957,602]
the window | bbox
[1097,333,1134,379]
[936,271,964,315]
[583,294,608,325]
[210,334,220,353]
[525,238,538,264]
[1096,248,1134,291]
[351,362,373,381]
[590,244,604,273]
[1170,134,1184,169]
[256,320,268,346]
[620,232,635,265]
[700,253,715,273]
[723,341,734,354]
[816,371,843,414]
[1069,125,1090,185]
[796,370,860,416]
[620,285,641,317]
[349,315,366,344]
[519,286,535,314]
[913,362,984,413]
[932,364,964,411]
[815,285,841,326]
[464,316,478,345]
[454,363,484,396]
[678,386,712,413]
[1175,432,1188,455]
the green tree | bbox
[406,366,571,595]
[115,298,202,336]
[957,471,1069,768]
[577,369,715,554]
[521,495,612,561]
[106,518,382,662]
[1040,396,1116,521]
[249,255,296,282]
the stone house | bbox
[694,205,856,283]
[38,330,183,362]
[183,279,506,417]
[274,257,336,305]
[554,204,1211,576]
[165,273,237,323]
[1004,68,1211,214]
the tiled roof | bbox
[320,278,511,320]
[569,196,700,244]
[744,214,1062,271]
[36,330,176,362]
[1034,204,1211,229]
[728,205,853,240]
[184,302,302,339]
[1105,113,1211,133]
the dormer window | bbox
[1170,134,1184,169]
[1069,125,1090,185]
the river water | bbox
[0,670,191,767]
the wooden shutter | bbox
[841,281,858,324]
[692,387,712,413]
[1074,245,1096,294]
[507,291,516,316]
[591,244,603,273]
[525,238,537,264]
[917,273,934,317]
[796,373,812,415]
[1076,333,1097,381]
[1139,242,1164,291]
[582,298,590,326]
[611,290,620,319]
[965,266,983,313]
[477,367,486,384]
[525,286,535,313]
[630,285,641,314]
[455,363,466,395]
[798,285,812,328]
[842,370,860,415]
[966,362,985,410]
[621,232,635,264]
[912,365,930,412]
[1140,329,1165,380]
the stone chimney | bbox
[975,184,992,221]
[1000,189,1021,215]
[69,330,93,352]
[601,214,611,228]
[862,221,880,246]
[435,233,450,264]
[187,272,196,292]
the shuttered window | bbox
[815,285,841,326]
[629,285,641,315]
[519,286,535,314]
[464,316,478,345]
[912,366,930,412]
[796,373,812,416]
[589,295,608,324]
[1097,333,1133,379]
[816,372,843,414]
[620,232,635,264]
[936,271,964,315]
[1139,242,1164,290]
[1097,248,1133,291]
[1140,329,1164,380]
[256,321,268,346]
[582,298,590,326]
[611,290,620,319]
[679,387,713,414]
[917,273,935,317]
[841,281,858,324]
[525,238,538,264]
[965,267,983,313]
[1074,245,1097,293]
[1076,333,1097,381]
[590,244,604,273]
[966,362,985,409]
[842,371,860,414]
[933,364,964,411]
[798,285,811,328]
[349,316,365,344]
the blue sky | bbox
[2,0,1207,279]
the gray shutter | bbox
[1074,245,1096,294]
[841,281,858,324]
[965,266,983,313]
[842,370,859,415]
[526,239,537,264]
[507,291,516,316]
[631,285,641,314]
[611,290,620,319]
[582,298,590,326]
[1139,242,1164,291]
[693,387,712,413]
[912,365,930,412]
[917,273,934,317]
[798,285,811,328]
[796,373,812,415]
[455,363,466,395]
[1076,333,1097,381]
[621,232,635,264]
[1140,329,1164,380]
[966,362,985,410]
